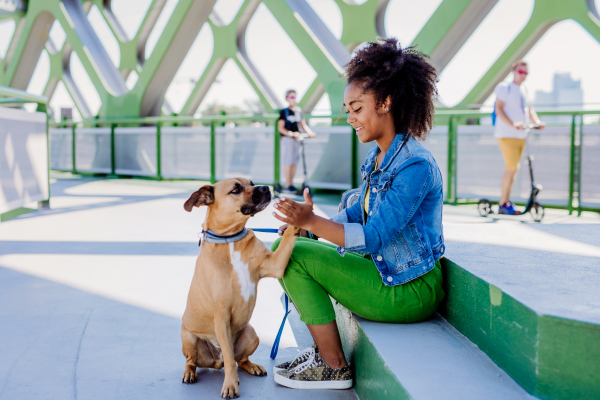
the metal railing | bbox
[434,109,599,215]
[49,114,362,190]
[49,109,600,215]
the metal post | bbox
[71,123,76,174]
[110,123,116,176]
[351,127,359,188]
[40,103,50,209]
[210,121,216,184]
[446,116,457,204]
[577,115,584,216]
[156,123,162,180]
[274,119,280,188]
[568,115,576,215]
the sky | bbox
[1,0,600,121]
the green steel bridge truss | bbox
[1,0,600,119]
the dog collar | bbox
[200,228,248,245]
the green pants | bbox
[271,237,445,325]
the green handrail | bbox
[0,86,48,105]
[45,108,600,215]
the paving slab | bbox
[0,175,357,400]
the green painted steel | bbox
[156,123,162,180]
[273,120,280,189]
[48,108,600,215]
[210,121,216,184]
[446,116,457,204]
[334,301,412,400]
[0,207,37,223]
[458,0,600,108]
[569,115,576,215]
[439,257,600,400]
[2,0,599,118]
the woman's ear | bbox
[383,95,392,113]
[184,185,214,212]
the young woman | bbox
[271,38,444,390]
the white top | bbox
[494,82,528,139]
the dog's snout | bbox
[251,185,271,205]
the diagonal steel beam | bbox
[2,10,53,90]
[458,0,600,108]
[263,0,350,111]
[180,0,282,115]
[413,0,499,72]
[134,0,216,117]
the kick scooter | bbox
[295,133,312,196]
[478,124,545,222]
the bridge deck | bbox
[0,174,598,399]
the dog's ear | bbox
[184,185,214,212]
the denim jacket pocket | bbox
[360,164,369,181]
[377,173,393,192]
[409,224,428,259]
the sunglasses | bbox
[288,95,296,99]
[516,69,528,75]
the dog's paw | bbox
[285,225,303,238]
[221,378,240,399]
[182,370,197,384]
[239,360,267,377]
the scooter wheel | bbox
[296,186,312,197]
[478,199,493,217]
[531,202,545,222]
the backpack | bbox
[491,84,511,126]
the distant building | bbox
[532,72,583,124]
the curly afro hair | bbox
[344,38,438,140]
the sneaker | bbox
[498,202,521,215]
[282,185,298,194]
[273,343,319,374]
[274,351,353,389]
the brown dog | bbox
[181,178,301,399]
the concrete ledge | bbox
[439,258,600,400]
[334,302,534,400]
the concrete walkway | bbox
[0,175,356,400]
[1,174,598,399]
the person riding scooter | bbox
[492,60,545,214]
[277,90,316,194]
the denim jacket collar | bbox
[361,133,408,179]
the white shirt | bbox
[494,82,529,139]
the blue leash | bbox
[250,228,281,233]
[270,294,290,359]
[248,227,288,359]
[249,227,314,359]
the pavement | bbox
[0,173,598,399]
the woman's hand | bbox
[273,188,315,230]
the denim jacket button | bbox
[387,276,393,282]
[369,211,372,216]
[376,256,383,261]
[372,187,377,193]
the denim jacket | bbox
[331,133,445,286]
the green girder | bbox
[0,0,599,119]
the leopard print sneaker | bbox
[274,351,353,389]
[273,343,319,374]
